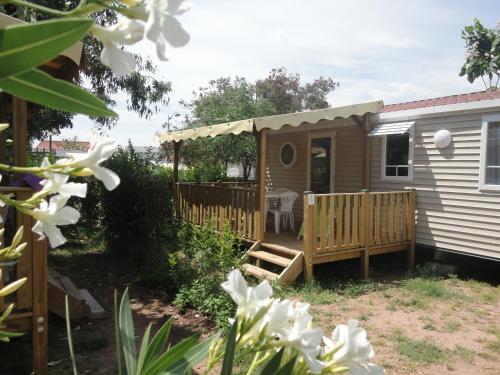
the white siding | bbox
[370,111,500,259]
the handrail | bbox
[303,190,416,256]
[176,183,259,240]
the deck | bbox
[263,231,303,252]
[176,182,416,283]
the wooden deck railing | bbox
[303,190,416,280]
[176,183,259,240]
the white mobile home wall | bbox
[370,105,500,260]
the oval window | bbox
[280,143,296,167]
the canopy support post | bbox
[256,128,267,242]
[172,141,181,217]
[362,114,371,190]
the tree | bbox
[256,67,338,113]
[459,19,500,90]
[181,77,274,180]
[1,1,172,143]
[180,69,338,180]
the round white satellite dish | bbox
[434,129,452,149]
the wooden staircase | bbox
[243,241,303,284]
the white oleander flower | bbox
[31,195,80,248]
[267,299,324,374]
[323,320,385,375]
[92,18,144,76]
[40,158,87,198]
[144,0,191,60]
[65,138,120,191]
[221,269,273,320]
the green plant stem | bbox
[8,0,102,17]
[246,351,271,375]
[9,0,72,16]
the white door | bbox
[307,131,335,194]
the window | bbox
[479,115,500,191]
[381,128,414,182]
[280,142,296,167]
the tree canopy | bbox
[459,19,500,90]
[180,68,338,180]
[1,1,172,142]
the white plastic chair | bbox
[269,191,298,234]
[264,188,288,230]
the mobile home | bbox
[158,89,500,283]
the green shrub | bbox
[98,142,176,269]
[179,161,226,182]
[172,221,244,328]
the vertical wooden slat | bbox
[344,195,351,246]
[320,195,327,251]
[407,190,416,270]
[395,193,401,242]
[375,194,381,244]
[172,141,181,217]
[336,195,344,247]
[388,193,394,242]
[404,193,410,241]
[352,194,359,246]
[328,195,335,251]
[303,192,314,283]
[361,191,370,279]
[236,189,242,234]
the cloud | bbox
[60,0,499,146]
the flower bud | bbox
[0,277,27,297]
[73,168,94,177]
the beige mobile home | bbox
[158,89,500,284]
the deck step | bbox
[261,242,302,257]
[242,263,279,281]
[248,250,292,267]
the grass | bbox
[393,332,448,365]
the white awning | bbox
[157,100,384,143]
[368,121,414,137]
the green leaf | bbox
[0,18,92,80]
[259,348,285,375]
[143,336,199,375]
[220,321,238,375]
[114,290,123,375]
[161,332,222,375]
[137,324,152,374]
[0,69,116,117]
[273,356,298,375]
[119,288,137,375]
[143,318,172,366]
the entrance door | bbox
[307,132,335,194]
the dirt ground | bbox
[1,246,498,374]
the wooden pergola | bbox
[0,13,83,375]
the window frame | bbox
[380,126,415,183]
[479,114,500,192]
[279,142,297,168]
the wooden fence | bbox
[176,183,259,240]
[303,190,416,280]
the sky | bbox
[59,0,500,147]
